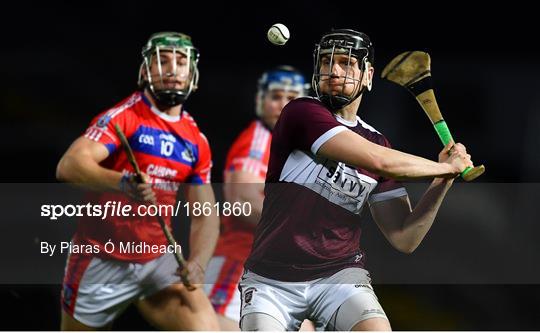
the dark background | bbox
[1,1,539,330]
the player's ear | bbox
[366,62,374,91]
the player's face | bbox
[147,51,191,90]
[318,54,363,97]
[262,89,300,129]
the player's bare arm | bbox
[318,129,472,180]
[369,142,469,253]
[224,170,265,225]
[182,184,220,284]
[56,137,155,202]
[56,137,119,189]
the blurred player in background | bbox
[56,31,219,330]
[204,66,313,330]
[239,29,474,331]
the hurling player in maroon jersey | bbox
[240,29,473,331]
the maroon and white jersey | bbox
[245,97,407,281]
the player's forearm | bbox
[319,130,459,180]
[227,191,263,225]
[238,197,262,225]
[224,172,265,225]
[188,214,220,268]
[396,178,453,253]
[184,184,219,268]
[375,148,457,180]
[56,154,122,191]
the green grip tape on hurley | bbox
[433,120,454,146]
[433,120,472,177]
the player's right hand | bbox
[174,260,205,289]
[119,172,156,203]
[439,142,473,176]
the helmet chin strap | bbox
[146,84,186,108]
[153,90,186,107]
[319,94,350,111]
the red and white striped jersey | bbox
[75,91,212,262]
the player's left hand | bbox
[437,142,473,182]
[440,142,473,165]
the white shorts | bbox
[239,267,387,331]
[203,255,243,322]
[61,252,180,328]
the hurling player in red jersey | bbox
[203,66,310,330]
[56,32,219,330]
[239,29,474,331]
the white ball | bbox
[267,23,289,46]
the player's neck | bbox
[158,104,182,117]
[335,95,362,121]
[144,90,183,117]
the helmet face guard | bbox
[138,32,199,107]
[312,29,374,111]
[255,66,308,117]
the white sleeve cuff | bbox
[310,126,348,155]
[368,187,408,205]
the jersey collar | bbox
[140,92,182,122]
[335,114,359,127]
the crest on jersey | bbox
[181,148,195,163]
[243,287,257,306]
[97,114,112,128]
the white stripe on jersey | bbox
[242,156,249,173]
[85,128,96,141]
[256,123,270,156]
[109,93,141,118]
[311,126,348,155]
[101,128,118,142]
[250,122,263,157]
[251,121,270,159]
[368,187,408,205]
[357,116,382,134]
[252,159,258,175]
[247,158,253,173]
[199,132,209,143]
[243,121,266,174]
[90,129,100,141]
[244,128,258,173]
[279,150,379,215]
[84,126,117,143]
[259,129,270,156]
